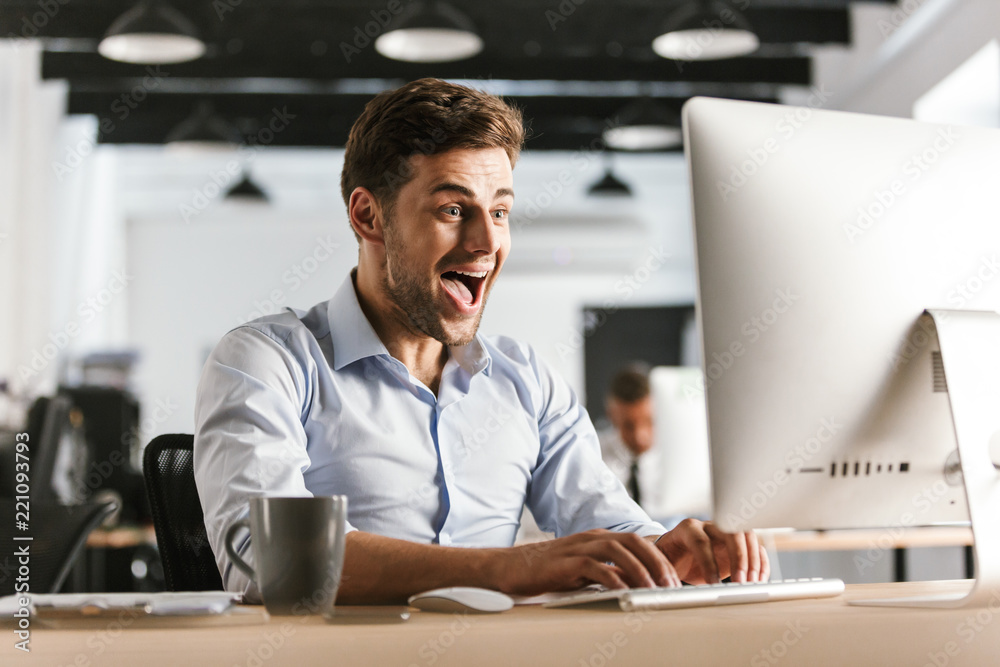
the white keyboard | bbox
[543,577,845,612]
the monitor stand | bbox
[851,309,1000,608]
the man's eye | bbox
[493,209,507,219]
[444,206,461,216]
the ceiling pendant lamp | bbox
[165,101,242,152]
[98,0,206,65]
[375,2,483,63]
[587,155,633,197]
[588,170,632,196]
[603,97,683,151]
[225,172,269,202]
[653,0,759,62]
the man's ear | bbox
[348,187,386,246]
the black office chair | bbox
[0,499,118,595]
[143,434,223,591]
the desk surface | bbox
[7,580,1000,666]
[770,525,973,551]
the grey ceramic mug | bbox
[224,495,347,615]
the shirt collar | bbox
[327,269,493,378]
[450,333,493,378]
[327,271,391,370]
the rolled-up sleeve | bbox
[193,326,355,602]
[524,349,666,539]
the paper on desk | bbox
[0,591,241,617]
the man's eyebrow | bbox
[429,182,474,198]
[429,183,515,201]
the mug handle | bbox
[224,517,257,583]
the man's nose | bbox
[464,208,501,255]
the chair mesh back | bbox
[143,434,223,591]
[0,500,117,595]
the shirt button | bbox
[439,533,451,546]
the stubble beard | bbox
[381,220,487,347]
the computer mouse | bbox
[407,587,514,614]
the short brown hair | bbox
[340,78,525,218]
[607,365,651,404]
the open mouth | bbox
[440,268,490,313]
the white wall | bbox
[119,147,695,440]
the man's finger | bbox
[682,521,721,583]
[707,523,748,583]
[582,540,657,588]
[577,557,628,590]
[759,540,771,582]
[745,531,762,583]
[618,534,678,588]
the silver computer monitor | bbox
[683,97,1000,538]
[647,366,712,523]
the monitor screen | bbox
[683,97,1000,532]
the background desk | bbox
[6,581,1000,666]
[770,526,974,583]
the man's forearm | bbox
[337,532,505,604]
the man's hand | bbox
[336,524,767,604]
[651,519,769,584]
[493,529,683,596]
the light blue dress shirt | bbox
[194,271,666,601]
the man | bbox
[194,78,767,605]
[599,365,656,508]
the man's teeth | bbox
[453,270,488,278]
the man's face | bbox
[379,147,514,347]
[607,396,654,457]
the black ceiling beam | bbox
[65,90,777,151]
[3,1,877,49]
[43,51,812,85]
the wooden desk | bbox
[770,526,973,552]
[85,524,157,549]
[769,526,975,582]
[7,581,1000,666]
